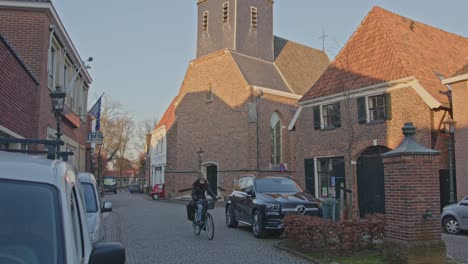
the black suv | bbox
[225,175,322,238]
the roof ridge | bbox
[274,35,326,55]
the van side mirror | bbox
[89,242,125,264]
[246,187,255,197]
[102,202,112,213]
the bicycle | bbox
[192,199,216,240]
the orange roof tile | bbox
[301,6,468,105]
[155,97,177,130]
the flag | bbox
[89,95,103,131]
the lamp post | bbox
[50,85,66,159]
[443,117,457,204]
[97,142,102,187]
[197,148,204,177]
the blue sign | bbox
[279,163,286,172]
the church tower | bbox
[196,0,274,62]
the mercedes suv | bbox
[225,175,322,238]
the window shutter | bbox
[334,103,341,128]
[357,97,367,124]
[313,106,321,130]
[385,93,392,120]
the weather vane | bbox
[319,27,328,52]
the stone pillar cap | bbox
[382,122,440,157]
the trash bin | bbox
[321,198,340,221]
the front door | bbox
[304,159,315,196]
[357,146,390,217]
[206,165,217,195]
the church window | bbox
[251,7,258,28]
[270,112,281,165]
[203,11,209,31]
[223,2,229,23]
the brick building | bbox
[443,65,468,202]
[0,33,39,147]
[161,0,329,197]
[0,0,93,171]
[291,7,468,217]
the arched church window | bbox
[270,112,281,164]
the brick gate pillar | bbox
[382,123,446,264]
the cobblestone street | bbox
[102,192,309,264]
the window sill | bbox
[320,126,338,131]
[366,120,386,125]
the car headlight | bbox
[89,232,97,242]
[265,203,280,212]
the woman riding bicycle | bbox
[191,177,217,225]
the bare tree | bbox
[134,117,159,154]
[98,96,136,187]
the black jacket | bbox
[191,181,216,201]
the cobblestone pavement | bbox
[102,191,309,264]
[443,233,468,263]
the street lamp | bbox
[50,85,66,158]
[443,117,457,204]
[197,148,204,177]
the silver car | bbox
[442,196,468,235]
[78,173,112,244]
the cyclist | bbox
[191,176,217,225]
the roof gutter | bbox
[442,74,468,85]
[252,86,301,100]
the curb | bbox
[274,243,322,264]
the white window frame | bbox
[48,41,60,90]
[320,103,340,129]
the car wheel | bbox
[152,194,159,200]
[252,210,266,238]
[443,216,460,235]
[226,205,238,228]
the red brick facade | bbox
[0,34,39,139]
[0,2,92,170]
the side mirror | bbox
[460,202,468,206]
[102,202,112,213]
[246,187,255,197]
[89,242,125,264]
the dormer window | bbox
[203,11,209,31]
[251,7,257,28]
[222,2,229,23]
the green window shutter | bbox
[385,93,392,120]
[357,97,367,124]
[313,106,321,130]
[334,103,341,128]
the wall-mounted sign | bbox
[87,132,103,144]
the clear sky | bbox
[53,0,468,124]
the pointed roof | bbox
[301,6,468,105]
[155,97,177,131]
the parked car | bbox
[78,172,112,245]
[225,175,322,238]
[150,184,165,200]
[0,150,125,264]
[441,196,468,235]
[127,183,144,194]
[103,176,118,194]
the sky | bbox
[52,0,468,125]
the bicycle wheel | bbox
[192,220,201,236]
[205,213,214,240]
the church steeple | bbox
[196,0,274,62]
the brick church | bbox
[160,0,329,197]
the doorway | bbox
[206,165,218,195]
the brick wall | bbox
[0,7,89,158]
[295,86,441,205]
[165,51,298,197]
[0,36,39,139]
[452,80,468,201]
[384,155,441,242]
